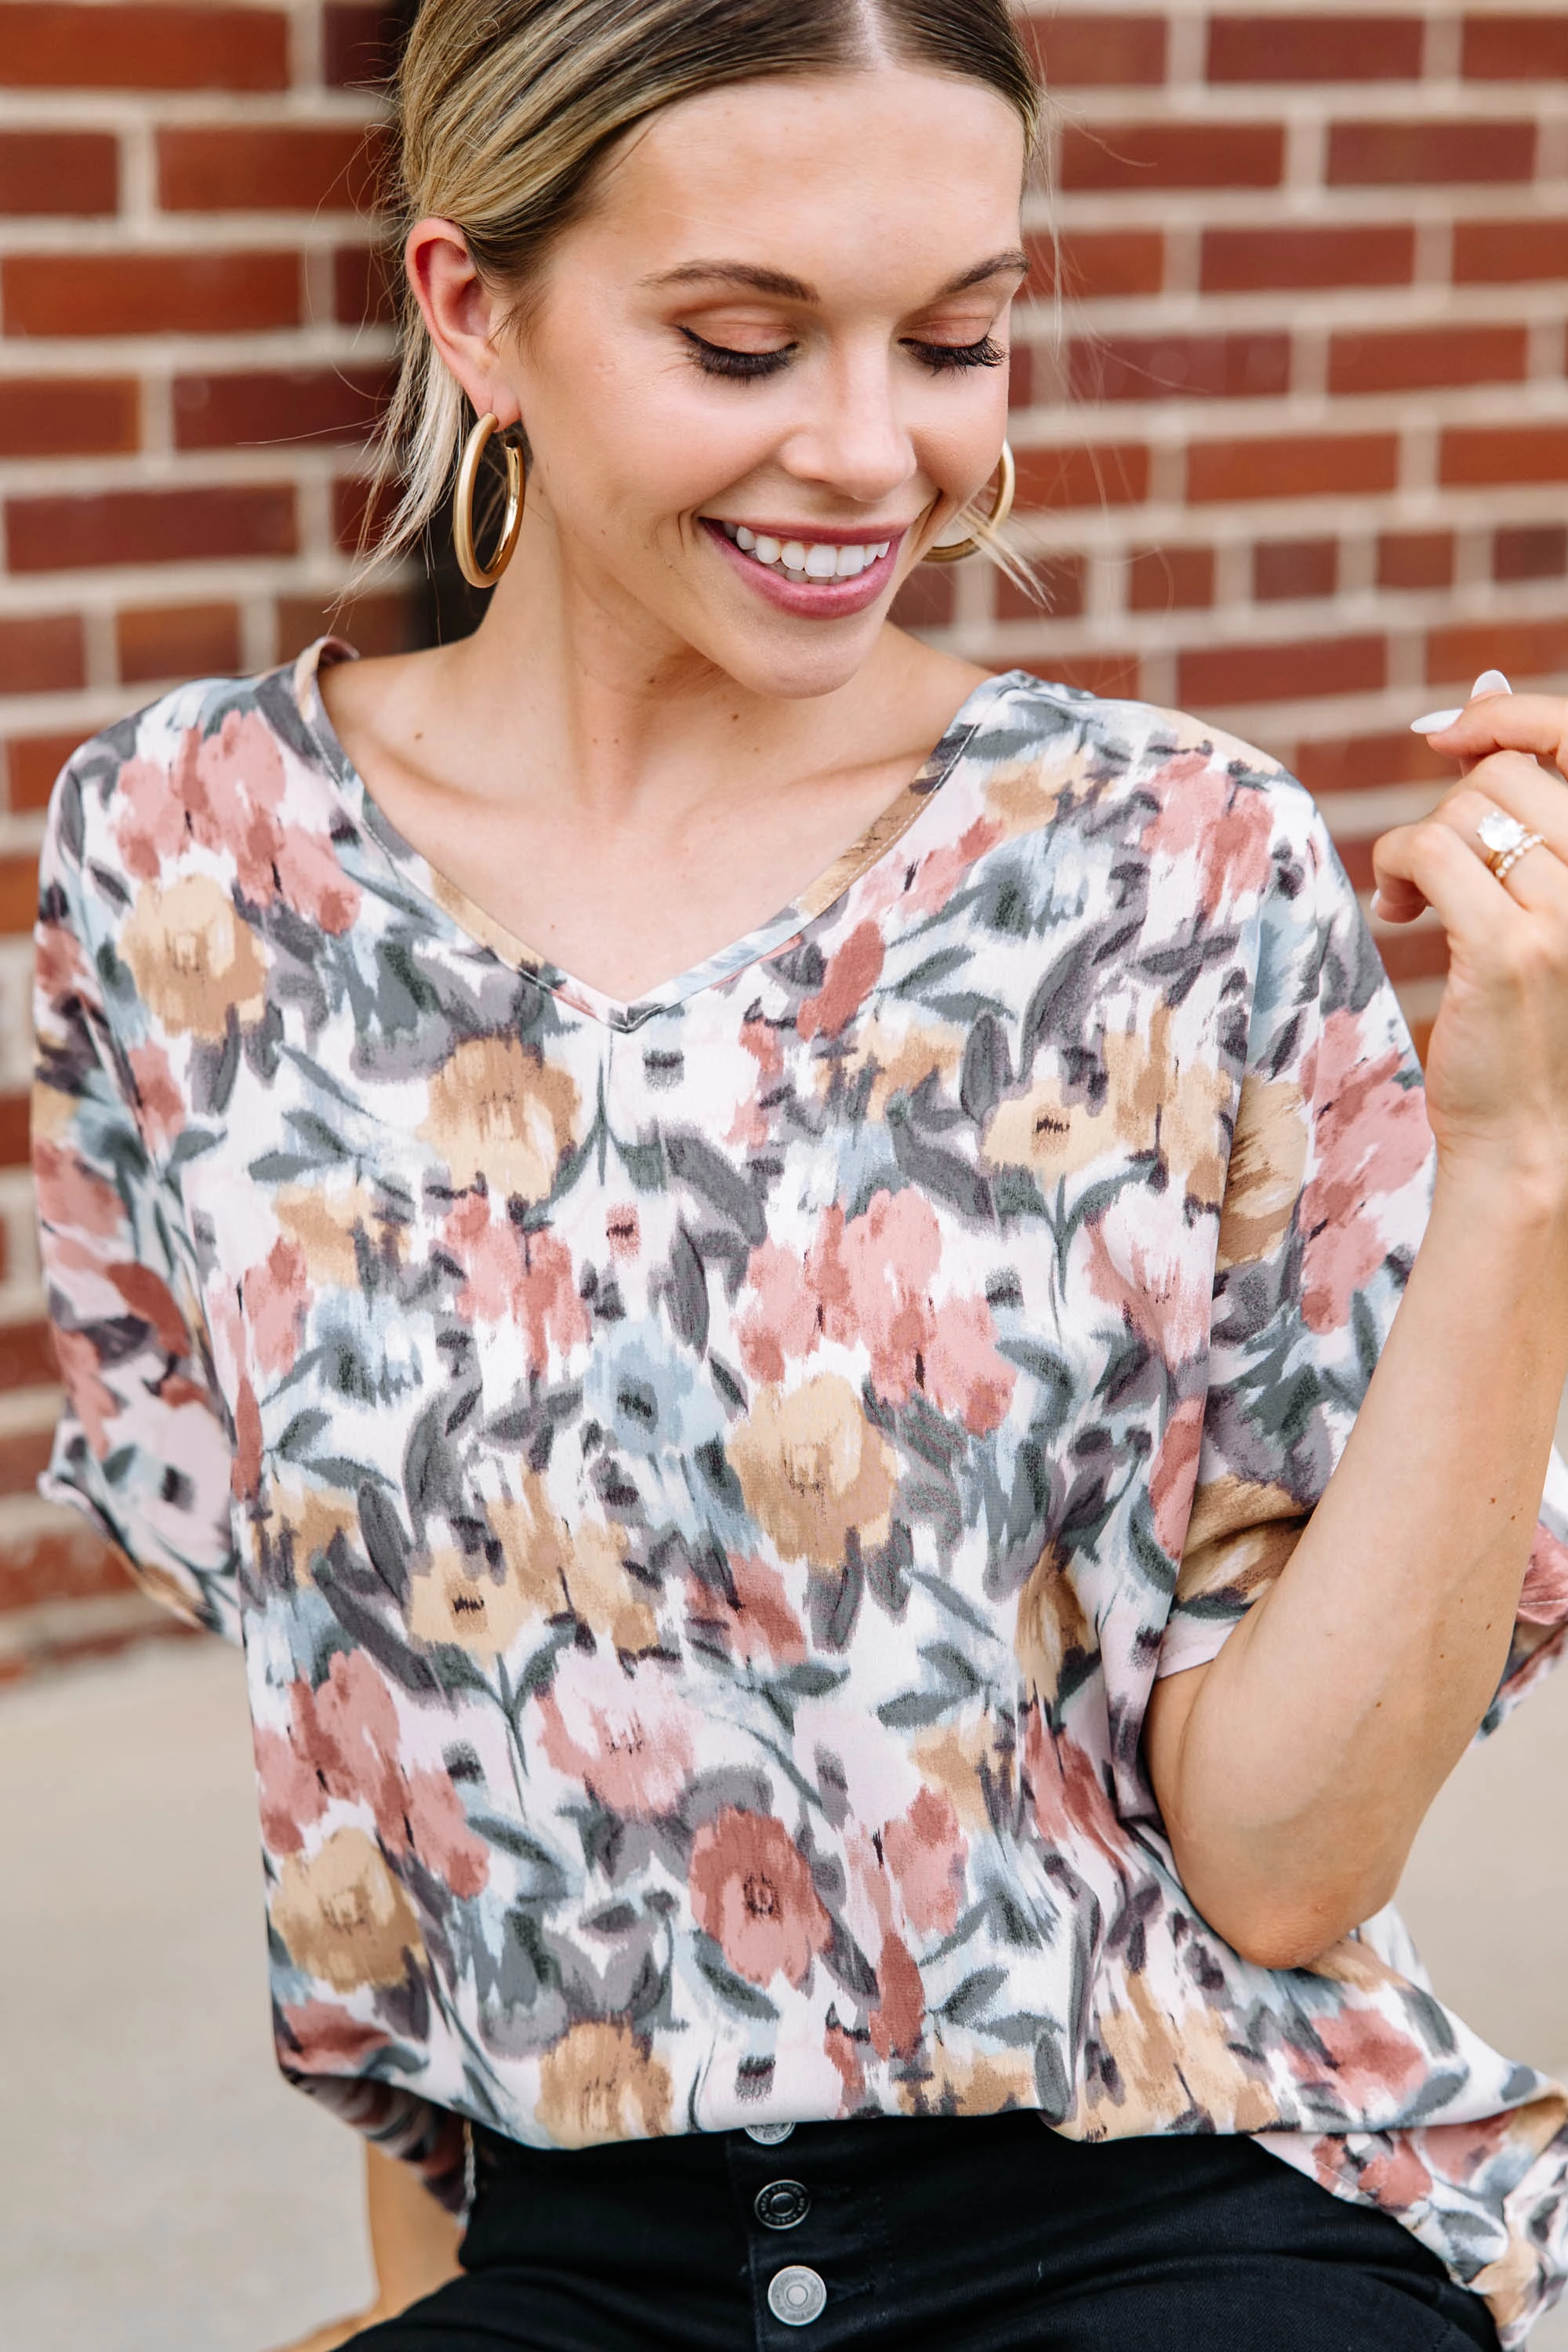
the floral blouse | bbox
[34,640,1568,2345]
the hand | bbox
[1372,678,1568,1197]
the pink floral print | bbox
[32,641,1568,2346]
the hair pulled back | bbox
[375,0,1042,563]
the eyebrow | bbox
[642,250,1029,303]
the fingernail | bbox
[1471,669,1512,698]
[1370,889,1386,920]
[1410,706,1463,734]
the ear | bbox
[405,216,523,427]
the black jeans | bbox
[351,2111,1501,2351]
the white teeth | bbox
[721,527,894,581]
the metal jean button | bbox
[768,2265,827,2327]
[754,2178,810,2230]
[745,2122,795,2145]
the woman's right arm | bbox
[34,753,241,1635]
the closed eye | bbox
[680,327,793,380]
[905,333,1007,374]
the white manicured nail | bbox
[1471,669,1512,697]
[1410,706,1463,734]
[1370,889,1387,920]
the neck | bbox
[421,507,943,829]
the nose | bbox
[777,343,917,508]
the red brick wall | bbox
[963,2,1568,1063]
[2,2,1566,1668]
[0,0,412,1673]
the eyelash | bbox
[680,328,1006,379]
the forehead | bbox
[581,67,1027,296]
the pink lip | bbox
[701,519,906,619]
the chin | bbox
[699,614,889,704]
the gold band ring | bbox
[1475,809,1542,879]
[1492,830,1546,884]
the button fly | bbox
[768,2265,827,2327]
[754,2178,810,2230]
[746,2122,795,2145]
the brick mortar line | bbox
[0,91,387,130]
[0,441,384,489]
[996,516,1568,562]
[0,1385,66,1442]
[975,614,1568,673]
[0,813,46,856]
[0,570,401,632]
[1046,89,1568,127]
[1005,393,1568,431]
[1023,579,1568,626]
[0,1287,60,1330]
[0,218,388,255]
[0,331,398,371]
[1000,395,1568,448]
[996,567,1568,619]
[1029,186,1568,230]
[0,557,404,614]
[290,0,327,92]
[1018,289,1568,332]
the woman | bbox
[32,2,1568,2346]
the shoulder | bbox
[951,670,1350,938]
[42,643,351,920]
[967,671,1326,855]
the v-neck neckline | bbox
[294,637,1018,1034]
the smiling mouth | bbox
[713,520,895,584]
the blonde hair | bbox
[371,0,1043,568]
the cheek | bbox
[918,381,1013,496]
[525,330,775,532]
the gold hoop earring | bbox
[922,442,1016,564]
[453,411,524,589]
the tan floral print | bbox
[419,1033,580,1202]
[408,1547,536,1661]
[31,641,1568,2344]
[273,1828,424,1992]
[120,872,267,1040]
[1216,1074,1310,1269]
[536,2021,673,2147]
[728,1374,897,1568]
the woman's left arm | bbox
[1145,688,1568,1972]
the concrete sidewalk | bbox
[1,1635,1565,2351]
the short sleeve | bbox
[1156,803,1568,1726]
[1157,807,1435,1679]
[34,751,241,1642]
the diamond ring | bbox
[1475,810,1545,884]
